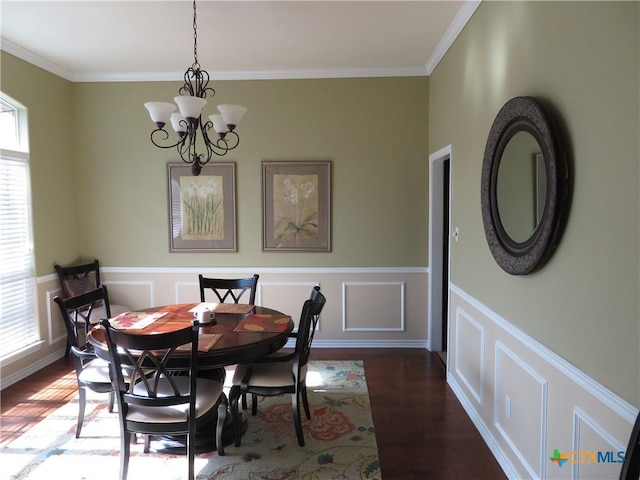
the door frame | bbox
[428,145,453,354]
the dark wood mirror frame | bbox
[481,96,571,275]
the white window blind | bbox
[0,98,37,359]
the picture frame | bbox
[167,162,236,252]
[262,161,331,252]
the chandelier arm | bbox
[171,127,195,165]
[176,144,195,165]
[201,123,239,155]
[149,128,188,151]
[216,131,240,152]
[200,119,218,149]
[179,65,215,101]
[180,69,196,97]
[195,117,214,165]
[197,70,212,99]
[197,137,214,166]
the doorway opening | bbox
[428,145,452,366]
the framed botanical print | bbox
[167,162,236,252]
[262,161,331,252]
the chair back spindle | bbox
[198,274,259,304]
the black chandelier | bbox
[144,0,246,176]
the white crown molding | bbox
[74,67,429,83]
[425,0,482,75]
[2,37,428,83]
[1,38,74,82]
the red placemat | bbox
[234,314,292,333]
[109,311,167,330]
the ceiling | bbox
[1,1,480,82]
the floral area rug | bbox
[2,360,381,480]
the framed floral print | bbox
[262,161,331,252]
[167,162,236,252]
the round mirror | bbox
[497,131,546,243]
[481,96,570,275]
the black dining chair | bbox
[198,274,259,304]
[100,317,228,480]
[244,285,322,412]
[199,274,261,408]
[53,285,117,438]
[55,260,130,356]
[228,288,326,447]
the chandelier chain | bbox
[192,0,198,67]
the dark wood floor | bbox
[1,349,506,479]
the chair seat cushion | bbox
[232,361,307,388]
[77,358,113,385]
[126,377,222,424]
[78,357,132,386]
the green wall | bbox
[1,52,77,271]
[71,77,429,268]
[429,1,640,403]
[2,54,429,272]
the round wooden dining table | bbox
[87,302,294,453]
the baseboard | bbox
[287,339,428,349]
[1,348,65,390]
[448,373,519,479]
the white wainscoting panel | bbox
[260,281,322,332]
[342,281,405,332]
[105,280,154,310]
[174,281,200,305]
[448,283,636,480]
[494,342,548,480]
[572,408,627,480]
[454,307,485,405]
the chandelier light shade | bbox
[144,0,246,176]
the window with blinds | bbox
[0,96,38,360]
